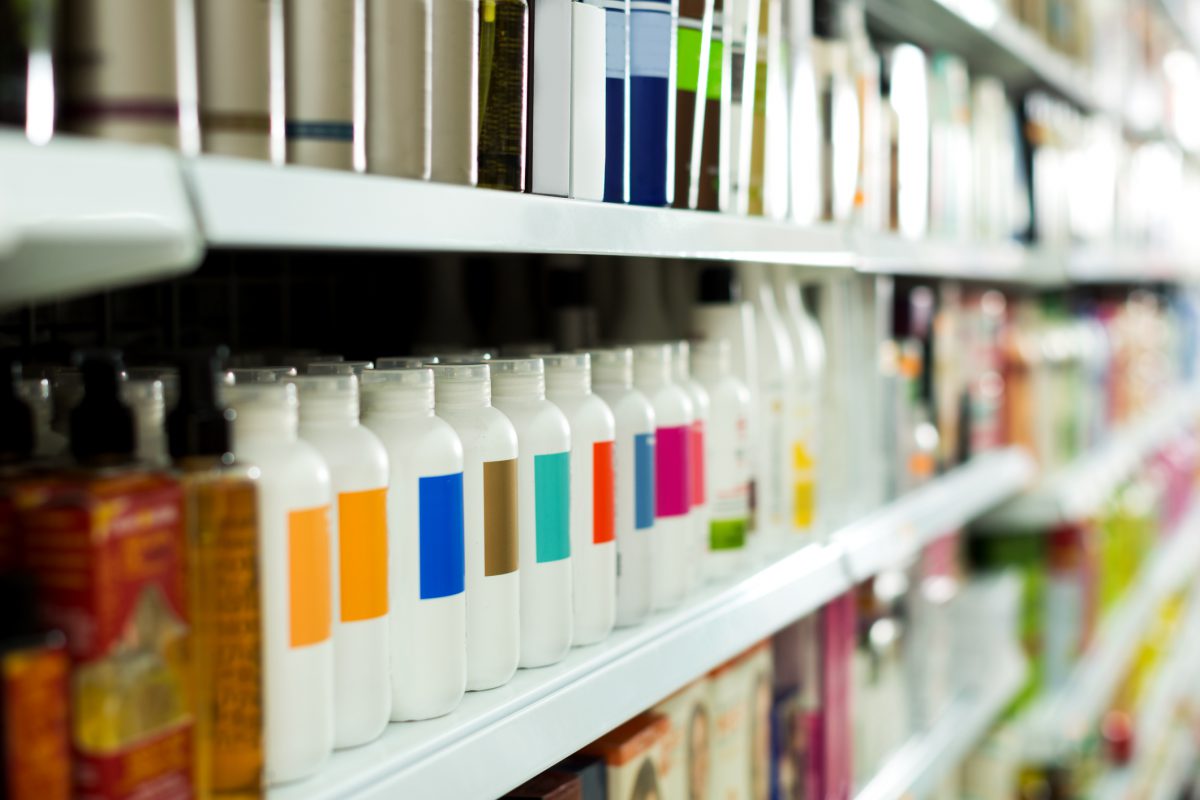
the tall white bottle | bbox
[531,0,574,195]
[543,354,617,645]
[360,369,467,720]
[588,348,657,628]
[632,344,694,609]
[773,265,827,540]
[671,341,710,591]
[571,0,608,199]
[225,381,334,784]
[293,374,391,749]
[431,364,522,690]
[490,359,575,666]
[738,263,794,545]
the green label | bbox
[534,452,570,563]
[706,40,724,101]
[710,518,747,551]
[676,26,702,94]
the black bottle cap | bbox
[698,265,741,303]
[69,350,135,464]
[0,360,34,463]
[168,347,233,461]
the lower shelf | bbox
[269,451,1031,799]
[852,656,1029,800]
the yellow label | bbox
[792,442,815,530]
[289,506,332,647]
[338,488,389,622]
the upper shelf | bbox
[2,135,1198,307]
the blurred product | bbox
[628,0,676,205]
[433,0,481,185]
[673,341,711,592]
[197,0,277,160]
[527,0,574,196]
[572,0,608,200]
[477,0,529,189]
[368,0,432,178]
[286,0,357,169]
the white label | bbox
[604,5,627,79]
[630,7,671,78]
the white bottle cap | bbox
[126,366,180,411]
[308,360,374,375]
[431,363,491,408]
[360,368,435,413]
[225,366,298,385]
[292,374,360,423]
[541,353,591,395]
[120,378,169,466]
[489,358,546,400]
[18,378,53,432]
[691,339,732,381]
[377,356,436,369]
[632,343,673,388]
[586,347,634,390]
[435,352,495,365]
[224,381,299,436]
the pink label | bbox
[655,425,691,518]
[689,420,706,506]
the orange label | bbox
[338,488,388,622]
[593,441,615,544]
[289,506,332,648]
[3,644,71,800]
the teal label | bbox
[534,452,571,562]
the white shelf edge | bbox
[1020,501,1200,759]
[977,387,1200,531]
[836,447,1036,580]
[853,654,1029,800]
[0,132,204,308]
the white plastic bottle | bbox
[632,344,694,610]
[671,342,710,591]
[773,265,826,540]
[588,348,656,628]
[360,369,467,720]
[691,340,751,578]
[431,364,521,690]
[489,359,574,667]
[739,263,794,546]
[571,0,608,200]
[542,354,616,645]
[293,374,391,749]
[224,380,334,784]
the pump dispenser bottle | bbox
[168,350,264,797]
[489,358,574,666]
[293,375,391,748]
[223,377,334,784]
[431,363,521,690]
[360,369,466,719]
[633,344,693,609]
[542,354,617,645]
[588,348,656,627]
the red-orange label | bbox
[338,488,388,622]
[289,506,332,647]
[593,441,615,544]
[2,642,71,800]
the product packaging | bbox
[581,712,671,800]
[286,0,359,169]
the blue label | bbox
[634,432,655,529]
[630,75,669,206]
[535,452,571,562]
[285,120,355,142]
[419,472,466,599]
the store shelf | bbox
[0,132,204,308]
[835,447,1036,580]
[864,0,1099,110]
[1019,501,1200,760]
[267,451,1033,800]
[187,156,855,265]
[1059,245,1200,284]
[977,387,1200,531]
[853,233,1061,284]
[854,654,1029,800]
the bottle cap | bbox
[0,361,34,463]
[69,350,135,464]
[377,356,434,369]
[309,360,373,375]
[168,348,234,460]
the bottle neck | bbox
[362,386,435,417]
[232,406,299,441]
[634,363,672,390]
[593,363,633,391]
[298,396,359,427]
[546,370,590,397]
[435,380,491,410]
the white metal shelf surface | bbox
[268,451,1032,800]
[1020,501,1200,761]
[977,387,1200,531]
[853,654,1028,800]
[0,132,203,308]
[835,447,1035,580]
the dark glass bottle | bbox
[478,0,529,190]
